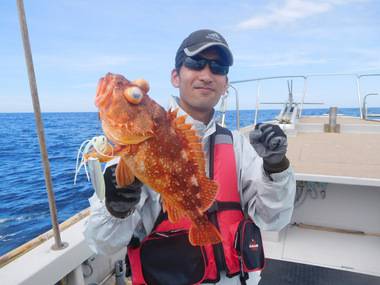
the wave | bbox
[0,232,19,242]
[0,216,34,224]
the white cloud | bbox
[237,0,368,30]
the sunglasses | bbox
[183,56,229,75]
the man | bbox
[85,29,296,285]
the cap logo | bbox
[205,33,222,42]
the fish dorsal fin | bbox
[168,109,218,212]
[168,109,205,173]
[198,177,219,211]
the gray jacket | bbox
[84,97,296,284]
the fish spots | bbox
[137,160,145,172]
[181,150,188,161]
[151,165,162,175]
[190,175,199,186]
[195,215,207,226]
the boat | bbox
[226,74,380,284]
[1,2,379,284]
[1,72,379,284]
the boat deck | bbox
[259,259,380,285]
[297,116,380,124]
[286,116,380,186]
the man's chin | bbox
[192,100,218,112]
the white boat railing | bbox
[219,84,240,129]
[363,93,380,119]
[228,75,306,128]
[227,73,380,128]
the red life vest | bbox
[127,125,263,285]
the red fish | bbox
[93,73,222,245]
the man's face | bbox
[171,48,228,116]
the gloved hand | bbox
[104,164,142,218]
[249,123,289,173]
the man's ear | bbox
[171,69,180,88]
[222,76,229,94]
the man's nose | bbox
[198,64,213,82]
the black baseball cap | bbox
[175,29,233,70]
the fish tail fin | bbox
[189,220,222,246]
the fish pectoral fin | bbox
[115,158,135,187]
[189,219,222,246]
[199,177,219,211]
[162,197,185,223]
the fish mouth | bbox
[102,120,153,145]
[105,129,153,145]
[113,134,152,145]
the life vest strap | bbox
[207,201,242,214]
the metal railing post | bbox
[254,80,261,126]
[226,85,240,130]
[356,75,363,119]
[299,77,308,118]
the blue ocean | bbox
[0,108,377,256]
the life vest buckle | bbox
[207,201,219,213]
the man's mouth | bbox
[194,86,214,92]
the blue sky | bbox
[1,0,379,112]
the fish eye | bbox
[124,86,144,104]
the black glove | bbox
[104,164,142,218]
[249,123,289,174]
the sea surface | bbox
[0,108,378,256]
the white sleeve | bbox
[83,194,142,255]
[83,185,161,255]
[233,131,296,231]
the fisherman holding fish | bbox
[84,29,296,285]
